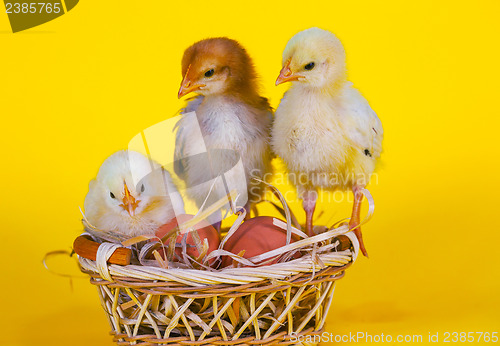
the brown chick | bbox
[175,38,273,227]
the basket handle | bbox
[73,235,131,265]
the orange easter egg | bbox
[155,214,220,264]
[221,216,300,268]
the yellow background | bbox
[1,1,499,345]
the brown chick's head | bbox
[276,27,347,90]
[178,37,259,99]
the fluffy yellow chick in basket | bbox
[84,150,184,237]
[272,28,383,256]
[175,37,273,225]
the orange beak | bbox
[119,182,140,216]
[178,65,205,98]
[275,60,301,85]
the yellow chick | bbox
[84,150,184,237]
[272,28,383,256]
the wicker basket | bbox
[77,227,359,345]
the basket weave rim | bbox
[84,262,351,295]
[79,250,352,285]
[110,327,323,345]
[78,230,359,287]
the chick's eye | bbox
[140,184,145,193]
[304,62,315,70]
[110,192,116,199]
[204,69,215,78]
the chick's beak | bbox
[120,183,140,216]
[178,66,205,98]
[276,60,301,85]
